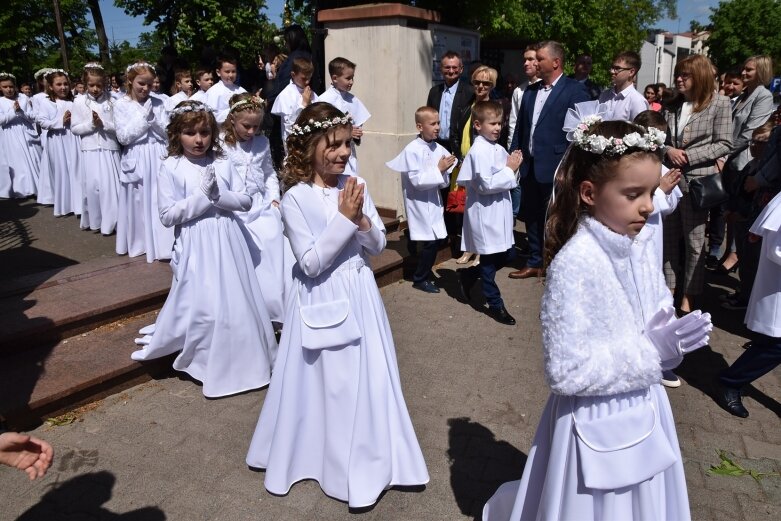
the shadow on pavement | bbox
[14,471,166,520]
[447,417,527,520]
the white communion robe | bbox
[130,155,277,398]
[318,86,371,176]
[164,91,189,113]
[113,96,174,261]
[386,137,454,241]
[246,176,429,508]
[0,94,41,198]
[483,216,690,521]
[70,93,121,235]
[270,81,318,151]
[36,98,83,216]
[204,80,246,124]
[746,192,781,337]
[647,165,683,272]
[456,135,517,254]
[223,134,287,323]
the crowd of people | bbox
[2,25,780,520]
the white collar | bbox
[581,215,647,259]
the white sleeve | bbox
[114,101,150,145]
[473,165,518,195]
[281,189,359,278]
[263,152,281,202]
[767,230,781,267]
[212,161,252,211]
[36,101,63,130]
[354,181,386,256]
[69,100,95,136]
[0,102,14,126]
[407,160,449,191]
[507,88,522,149]
[158,164,213,227]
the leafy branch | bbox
[707,450,781,483]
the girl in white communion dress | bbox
[483,119,712,521]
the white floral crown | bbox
[563,101,665,156]
[229,96,265,113]
[34,68,54,79]
[291,114,353,136]
[84,62,104,70]
[0,72,15,81]
[170,101,213,117]
[126,62,156,74]
[46,69,69,78]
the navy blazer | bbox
[510,76,589,183]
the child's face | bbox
[474,114,503,142]
[111,77,119,90]
[151,77,161,93]
[231,111,262,142]
[749,133,770,159]
[723,77,744,97]
[291,71,312,90]
[416,113,440,142]
[181,120,213,159]
[50,76,70,99]
[197,72,214,92]
[313,126,352,175]
[20,84,32,96]
[178,76,193,95]
[581,155,660,237]
[73,82,85,94]
[86,75,104,99]
[331,68,354,92]
[0,80,16,99]
[216,63,237,85]
[131,73,153,102]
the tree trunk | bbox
[86,0,110,65]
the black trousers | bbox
[720,333,781,389]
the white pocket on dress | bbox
[572,396,677,490]
[299,298,361,351]
[120,156,141,183]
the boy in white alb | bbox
[271,56,317,152]
[599,51,649,122]
[189,68,214,104]
[456,100,522,325]
[319,57,370,176]
[205,57,246,123]
[386,106,456,293]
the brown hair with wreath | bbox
[165,101,224,158]
[281,102,352,192]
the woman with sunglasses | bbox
[451,65,499,265]
[661,55,732,322]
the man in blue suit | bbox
[508,41,590,279]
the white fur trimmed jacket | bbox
[541,217,674,396]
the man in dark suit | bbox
[569,53,602,101]
[426,51,474,152]
[508,41,590,279]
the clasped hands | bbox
[200,165,219,201]
[338,176,369,230]
[645,306,712,369]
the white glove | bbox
[645,306,713,369]
[200,165,217,199]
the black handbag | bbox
[685,172,730,210]
[673,108,729,210]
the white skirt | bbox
[482,384,690,521]
[43,129,82,216]
[246,260,429,508]
[0,121,40,198]
[80,149,120,235]
[131,211,277,398]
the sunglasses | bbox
[472,80,493,87]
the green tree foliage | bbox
[704,0,781,71]
[287,1,676,86]
[114,0,277,66]
[0,0,93,82]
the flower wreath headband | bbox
[291,114,353,136]
[563,101,666,155]
[170,101,214,118]
[84,62,104,70]
[45,69,69,79]
[0,72,15,81]
[126,62,156,74]
[229,96,265,113]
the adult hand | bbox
[338,176,364,225]
[438,154,456,172]
[0,432,54,480]
[665,147,688,167]
[506,150,522,171]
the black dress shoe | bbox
[457,269,477,303]
[412,280,440,293]
[487,306,516,325]
[719,385,749,418]
[705,255,719,270]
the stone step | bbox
[0,232,452,429]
